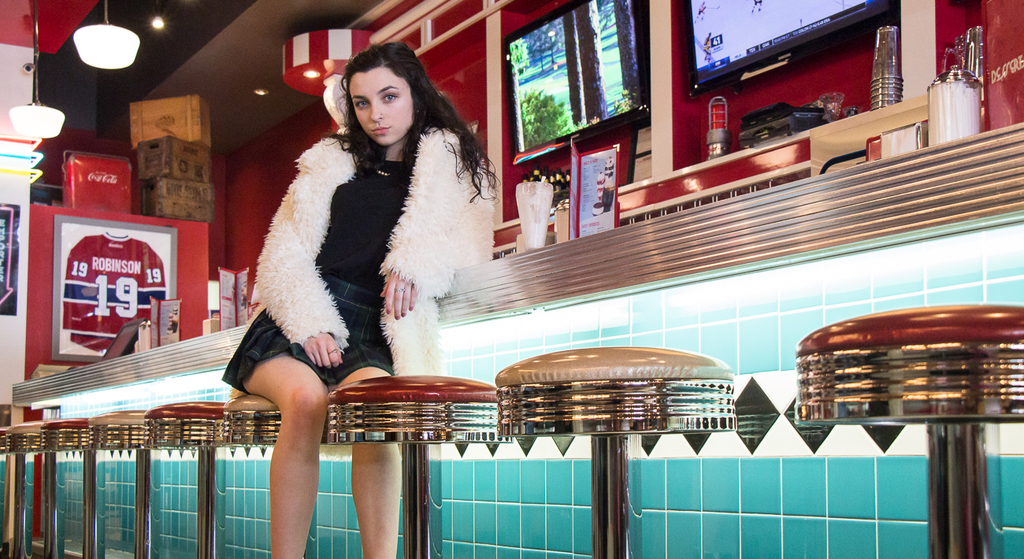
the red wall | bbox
[24,206,210,382]
[222,102,333,277]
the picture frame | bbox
[52,216,177,362]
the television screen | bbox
[684,0,896,96]
[506,0,648,161]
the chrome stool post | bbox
[41,418,90,559]
[328,376,501,559]
[145,402,225,559]
[8,421,44,559]
[496,348,736,559]
[223,393,321,558]
[796,305,1024,559]
[89,411,148,559]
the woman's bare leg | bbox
[244,356,328,559]
[339,367,402,559]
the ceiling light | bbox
[73,0,140,69]
[303,70,321,79]
[151,16,165,29]
[253,89,269,96]
[9,0,65,139]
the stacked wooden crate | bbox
[131,95,214,223]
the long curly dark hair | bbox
[330,42,497,200]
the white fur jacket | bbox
[255,129,495,376]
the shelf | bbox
[809,95,929,174]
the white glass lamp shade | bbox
[9,104,65,139]
[73,24,140,69]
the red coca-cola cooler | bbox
[62,152,132,213]
[985,0,1024,130]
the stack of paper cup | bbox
[871,26,903,110]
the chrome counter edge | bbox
[441,122,1024,323]
[14,326,248,406]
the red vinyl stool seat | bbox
[8,421,45,559]
[329,376,500,559]
[496,347,736,559]
[40,419,90,559]
[86,411,148,559]
[145,402,225,559]
[796,305,1024,558]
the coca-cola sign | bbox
[87,172,121,184]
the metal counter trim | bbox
[441,122,1024,323]
[14,326,247,406]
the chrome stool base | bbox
[497,348,737,559]
[329,376,501,559]
[797,305,1024,559]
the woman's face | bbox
[349,66,415,161]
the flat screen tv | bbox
[505,0,649,163]
[684,0,898,96]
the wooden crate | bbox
[141,178,214,223]
[130,95,211,147]
[137,136,212,183]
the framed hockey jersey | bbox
[52,216,176,361]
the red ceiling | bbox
[0,0,98,53]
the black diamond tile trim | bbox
[516,437,536,457]
[485,443,501,457]
[864,425,905,454]
[684,433,710,455]
[735,378,781,454]
[552,436,574,456]
[784,399,834,454]
[454,443,469,457]
[641,435,661,457]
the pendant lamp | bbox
[73,0,140,70]
[9,0,65,139]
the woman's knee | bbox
[279,383,328,423]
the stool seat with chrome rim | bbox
[8,421,45,559]
[796,305,1024,559]
[495,347,736,559]
[87,411,149,559]
[328,375,501,559]
[41,418,90,559]
[145,402,225,559]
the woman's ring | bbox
[396,287,406,293]
[329,349,340,354]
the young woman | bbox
[222,42,497,558]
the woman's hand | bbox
[383,274,418,320]
[303,332,342,368]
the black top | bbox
[315,160,411,295]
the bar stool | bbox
[328,376,500,559]
[495,347,736,559]
[40,418,90,559]
[145,402,225,559]
[8,421,45,559]
[222,394,281,447]
[87,411,149,559]
[796,305,1024,559]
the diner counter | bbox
[14,121,1024,407]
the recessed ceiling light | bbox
[151,16,164,29]
[303,70,321,79]
[254,89,269,96]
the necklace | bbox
[376,168,391,177]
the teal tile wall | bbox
[53,222,1024,558]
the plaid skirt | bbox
[221,276,394,392]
